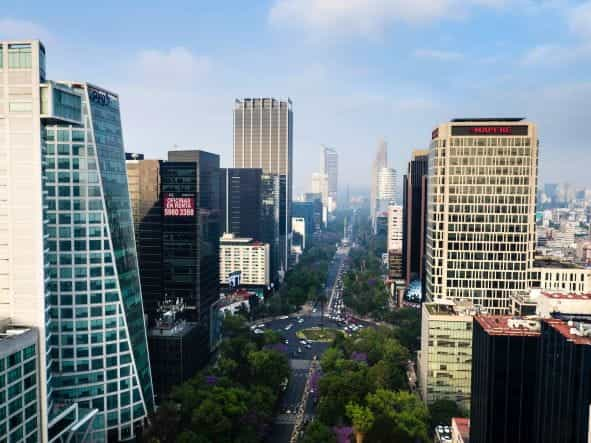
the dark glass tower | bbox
[402,149,429,286]
[219,168,263,239]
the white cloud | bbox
[269,0,520,36]
[132,47,211,85]
[414,48,464,61]
[568,1,591,40]
[522,43,591,65]
[0,18,53,42]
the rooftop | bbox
[545,318,591,346]
[451,117,525,122]
[533,257,582,269]
[476,316,541,337]
[542,291,591,300]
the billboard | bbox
[163,193,195,217]
[451,125,528,136]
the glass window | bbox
[9,102,33,112]
[8,43,32,69]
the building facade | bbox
[418,301,474,410]
[219,168,262,241]
[403,149,429,285]
[321,146,338,213]
[0,40,154,441]
[425,118,538,314]
[0,323,40,443]
[219,234,270,286]
[529,257,591,293]
[376,167,396,214]
[233,98,293,275]
[370,138,388,221]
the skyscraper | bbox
[311,172,329,216]
[425,118,538,313]
[370,138,388,221]
[376,167,396,212]
[321,146,338,213]
[219,168,263,240]
[403,150,429,285]
[233,98,293,274]
[0,40,154,441]
[387,204,403,280]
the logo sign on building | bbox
[451,125,529,136]
[163,194,195,217]
[228,271,242,288]
[89,87,112,107]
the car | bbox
[312,308,317,313]
[256,324,265,329]
[253,328,264,334]
[305,344,312,349]
[249,325,257,331]
[278,315,289,320]
[297,347,302,354]
[298,318,305,324]
[299,339,308,345]
[284,324,293,331]
[284,339,289,345]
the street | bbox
[265,246,349,443]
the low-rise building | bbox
[220,233,270,287]
[529,257,591,293]
[0,321,40,443]
[418,301,477,411]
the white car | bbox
[312,308,317,313]
[298,318,305,324]
[253,328,264,334]
[279,315,289,320]
[284,324,293,331]
[256,324,265,329]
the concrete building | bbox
[0,322,40,443]
[321,146,338,213]
[220,233,270,287]
[233,98,293,274]
[387,204,403,252]
[418,301,476,410]
[219,168,263,241]
[371,138,388,221]
[451,417,470,443]
[0,40,154,441]
[529,257,591,293]
[291,216,306,254]
[425,118,538,314]
[311,172,329,213]
[376,167,396,214]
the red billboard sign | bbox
[163,194,195,217]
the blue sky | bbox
[2,0,591,194]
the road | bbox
[265,245,349,443]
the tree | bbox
[346,403,375,443]
[429,399,468,429]
[247,349,289,390]
[302,420,337,443]
[365,389,429,443]
[142,401,180,443]
[320,347,344,373]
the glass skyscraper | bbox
[0,40,153,442]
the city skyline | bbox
[1,1,590,193]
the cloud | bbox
[568,1,591,40]
[522,43,591,65]
[414,48,464,61]
[0,18,53,42]
[269,0,517,37]
[132,47,211,85]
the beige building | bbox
[387,204,403,251]
[418,301,476,410]
[425,118,538,314]
[125,155,160,242]
[220,233,270,286]
[529,257,591,293]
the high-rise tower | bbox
[425,118,538,313]
[0,40,154,441]
[321,146,338,213]
[370,138,388,220]
[233,98,292,276]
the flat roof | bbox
[542,292,591,300]
[475,316,541,337]
[451,118,525,122]
[545,318,591,345]
[533,257,582,269]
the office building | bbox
[311,172,329,213]
[0,322,40,443]
[126,157,162,319]
[219,168,262,240]
[261,174,284,281]
[162,150,221,331]
[403,149,429,285]
[292,201,315,243]
[425,118,538,314]
[147,303,203,402]
[0,40,154,440]
[233,98,293,274]
[376,167,397,213]
[418,301,475,410]
[533,318,591,442]
[321,146,338,213]
[291,217,306,256]
[470,316,540,443]
[219,233,270,287]
[387,204,403,252]
[529,257,591,293]
[470,315,591,443]
[371,138,388,221]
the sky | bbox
[2,0,591,196]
